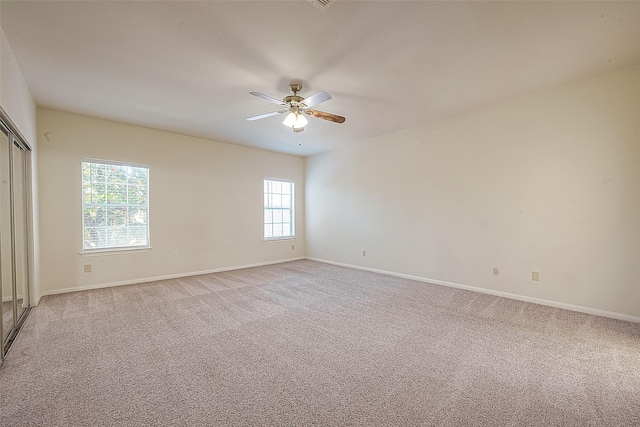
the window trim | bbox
[81,158,150,254]
[263,178,295,242]
[79,247,152,257]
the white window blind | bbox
[264,179,294,240]
[82,160,149,251]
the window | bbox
[82,159,149,251]
[264,179,294,240]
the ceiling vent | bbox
[307,0,338,12]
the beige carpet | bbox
[0,260,638,426]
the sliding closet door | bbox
[0,120,30,359]
[12,138,29,321]
[0,124,14,351]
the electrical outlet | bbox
[172,250,179,259]
[291,244,295,250]
[531,272,540,282]
[84,264,92,273]
[492,267,499,277]
[362,250,367,256]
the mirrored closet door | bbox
[0,120,30,360]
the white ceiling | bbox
[2,1,640,156]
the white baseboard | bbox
[36,257,305,305]
[306,257,640,324]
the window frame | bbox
[263,178,295,241]
[81,158,150,253]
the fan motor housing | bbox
[284,95,304,105]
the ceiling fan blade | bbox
[302,91,332,108]
[247,110,287,121]
[307,109,346,124]
[249,91,286,106]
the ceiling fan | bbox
[247,83,346,132]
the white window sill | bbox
[80,247,152,257]
[264,237,296,242]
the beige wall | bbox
[37,108,305,295]
[0,26,39,304]
[306,64,640,318]
[0,28,37,144]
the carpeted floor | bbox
[0,260,638,426]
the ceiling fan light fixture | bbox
[282,112,308,130]
[282,112,296,127]
[296,113,308,128]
